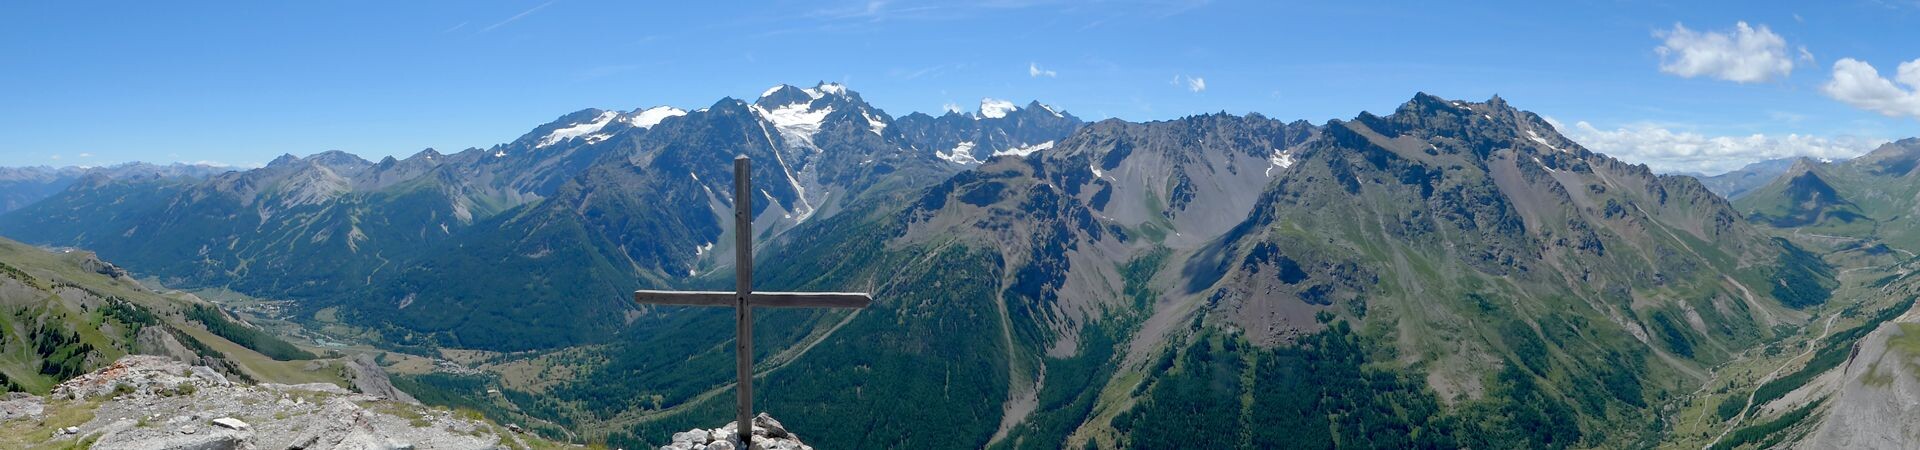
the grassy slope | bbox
[0,237,345,390]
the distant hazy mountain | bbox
[1736,138,1920,248]
[0,162,229,213]
[1695,157,1805,200]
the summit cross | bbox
[632,156,872,444]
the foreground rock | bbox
[661,413,811,450]
[1804,313,1920,449]
[13,355,532,449]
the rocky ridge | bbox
[7,355,532,450]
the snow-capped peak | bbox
[979,98,1018,119]
[750,90,834,150]
[625,106,687,129]
[537,111,620,148]
[759,82,852,104]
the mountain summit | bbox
[0,88,1873,449]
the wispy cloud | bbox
[77,152,93,158]
[1171,74,1205,92]
[1654,21,1795,83]
[483,1,555,33]
[1822,57,1920,120]
[1028,62,1057,78]
[442,21,470,34]
[893,63,962,80]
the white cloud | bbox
[942,102,963,114]
[1549,118,1885,174]
[1171,74,1205,92]
[1821,57,1920,120]
[1028,62,1056,78]
[77,152,93,158]
[48,155,61,160]
[1655,21,1795,83]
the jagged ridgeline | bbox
[0,87,1834,449]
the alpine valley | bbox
[5,83,1918,450]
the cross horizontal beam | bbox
[634,290,873,308]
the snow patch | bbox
[817,83,847,96]
[752,103,835,149]
[694,242,713,256]
[979,98,1017,119]
[494,150,506,158]
[1525,129,1564,152]
[938,141,982,165]
[1266,148,1296,177]
[1038,103,1065,118]
[862,110,887,136]
[993,140,1054,158]
[625,106,687,129]
[537,111,620,148]
[1090,165,1105,179]
[761,85,786,98]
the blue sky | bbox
[3,0,1917,174]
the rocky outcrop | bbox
[0,392,41,422]
[76,251,132,279]
[134,326,202,365]
[661,413,812,450]
[1803,317,1920,449]
[344,353,418,404]
[18,355,516,449]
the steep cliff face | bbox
[1804,313,1920,449]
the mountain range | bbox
[0,163,230,214]
[0,84,1911,449]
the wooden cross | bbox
[633,156,872,444]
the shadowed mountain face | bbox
[0,89,1839,449]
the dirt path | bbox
[1702,313,1838,449]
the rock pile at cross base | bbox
[660,413,812,450]
[6,355,538,449]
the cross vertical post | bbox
[631,156,872,446]
[732,156,754,444]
